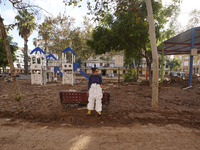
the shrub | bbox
[122,68,137,82]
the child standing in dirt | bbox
[87,68,103,116]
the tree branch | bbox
[8,0,50,16]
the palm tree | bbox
[38,17,53,53]
[15,9,36,75]
[33,38,38,47]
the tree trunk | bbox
[45,39,47,53]
[24,38,29,75]
[137,59,140,80]
[145,0,159,109]
[148,63,152,85]
[0,16,22,104]
[146,64,148,80]
[160,43,165,82]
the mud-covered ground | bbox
[0,77,200,129]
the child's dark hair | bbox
[91,67,98,73]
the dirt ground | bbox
[0,118,200,150]
[0,77,200,149]
[0,77,200,129]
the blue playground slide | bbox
[73,62,89,79]
[53,64,89,79]
[54,67,63,76]
[79,69,89,79]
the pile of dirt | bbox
[139,80,150,86]
[0,77,200,128]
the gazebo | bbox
[158,27,200,86]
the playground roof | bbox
[46,54,57,60]
[158,27,200,55]
[62,47,76,56]
[30,47,46,55]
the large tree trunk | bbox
[0,16,22,104]
[24,38,29,75]
[145,0,159,109]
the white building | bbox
[81,54,127,76]
[13,47,31,73]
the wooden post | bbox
[72,53,74,85]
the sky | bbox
[0,0,200,51]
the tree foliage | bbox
[87,0,180,68]
[0,36,17,68]
[38,14,95,60]
[15,9,36,40]
[63,0,181,23]
[33,37,37,47]
[38,17,54,53]
[122,68,137,82]
[83,0,181,85]
[186,9,200,29]
[45,14,78,55]
[166,57,182,71]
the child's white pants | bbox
[87,83,103,112]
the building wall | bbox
[177,54,200,75]
[83,67,127,76]
[82,55,171,77]
[12,47,31,73]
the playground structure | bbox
[30,47,89,85]
[30,47,47,85]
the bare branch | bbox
[8,0,50,17]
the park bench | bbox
[60,91,110,107]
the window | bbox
[17,64,20,68]
[96,63,100,67]
[32,57,36,64]
[37,58,41,64]
[110,64,114,67]
[184,62,188,66]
